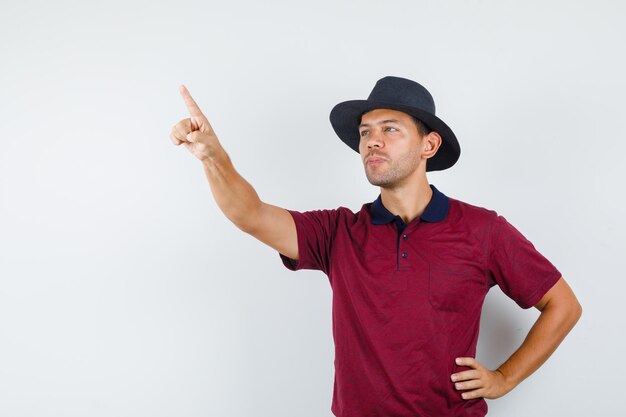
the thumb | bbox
[186,130,208,144]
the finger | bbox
[174,120,192,139]
[171,125,189,145]
[460,388,485,400]
[179,85,206,119]
[455,378,483,391]
[185,130,208,144]
[451,369,482,382]
[456,357,480,369]
[170,131,184,145]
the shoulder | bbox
[446,197,530,248]
[287,205,360,228]
[447,196,499,226]
[302,203,374,228]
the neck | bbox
[380,174,433,224]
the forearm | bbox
[496,301,582,391]
[201,144,262,231]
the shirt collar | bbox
[371,184,450,225]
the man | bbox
[170,76,582,417]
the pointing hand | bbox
[170,85,222,162]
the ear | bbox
[422,131,442,159]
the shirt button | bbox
[403,234,408,240]
[401,252,408,258]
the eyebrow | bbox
[358,119,402,128]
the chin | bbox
[365,175,392,188]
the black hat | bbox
[329,76,460,171]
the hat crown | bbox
[367,76,436,115]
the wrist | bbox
[201,145,229,168]
[495,368,517,394]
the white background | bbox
[1,0,624,416]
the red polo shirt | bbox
[279,184,562,417]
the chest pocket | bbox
[428,264,486,312]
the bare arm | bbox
[201,156,299,260]
[170,85,299,260]
[492,277,582,390]
[452,276,582,400]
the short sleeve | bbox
[278,208,339,275]
[487,215,562,309]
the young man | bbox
[170,76,582,417]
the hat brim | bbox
[329,100,460,172]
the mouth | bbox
[366,155,387,165]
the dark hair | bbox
[410,115,432,137]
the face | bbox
[358,108,433,189]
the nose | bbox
[364,129,384,149]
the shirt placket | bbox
[395,217,419,270]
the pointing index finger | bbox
[179,85,206,118]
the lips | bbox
[366,155,387,164]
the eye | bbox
[385,127,398,132]
[360,130,369,137]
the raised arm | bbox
[170,85,299,261]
